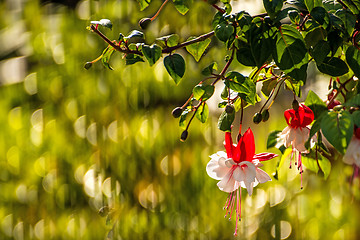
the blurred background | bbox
[0,0,359,239]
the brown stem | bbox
[327,77,353,107]
[150,0,170,21]
[211,48,236,86]
[212,4,225,14]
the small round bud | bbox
[253,112,262,124]
[172,107,183,118]
[292,99,299,111]
[225,104,234,114]
[84,62,92,70]
[98,206,109,217]
[139,18,152,30]
[262,109,270,122]
[180,130,188,142]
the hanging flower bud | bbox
[139,18,152,30]
[292,99,299,111]
[84,62,93,70]
[253,112,262,124]
[180,130,188,142]
[262,109,270,122]
[172,107,183,118]
[225,104,234,114]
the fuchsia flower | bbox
[343,128,360,168]
[277,103,315,188]
[206,128,277,235]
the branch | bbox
[162,31,215,53]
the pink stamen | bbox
[289,147,294,169]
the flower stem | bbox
[150,0,169,21]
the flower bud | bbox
[253,112,262,124]
[139,18,152,30]
[333,105,344,111]
[172,107,183,118]
[225,104,234,114]
[180,130,188,142]
[84,62,92,70]
[292,99,299,111]
[262,109,270,122]
[98,206,109,217]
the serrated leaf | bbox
[101,46,115,70]
[163,54,185,84]
[274,25,308,72]
[217,110,235,131]
[263,0,283,19]
[215,22,235,42]
[196,102,209,123]
[193,84,214,101]
[125,54,145,65]
[318,154,331,180]
[224,71,257,105]
[201,62,218,75]
[136,0,151,10]
[267,130,282,149]
[142,44,162,66]
[156,34,179,47]
[125,30,144,40]
[346,46,360,79]
[305,0,322,11]
[173,0,192,15]
[305,90,328,119]
[317,57,349,77]
[186,37,211,62]
[91,19,113,30]
[321,110,354,154]
[302,155,320,173]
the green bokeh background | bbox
[0,0,359,239]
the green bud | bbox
[180,130,188,142]
[84,62,92,70]
[172,107,183,118]
[333,105,343,111]
[225,104,234,114]
[253,112,262,124]
[139,18,152,30]
[292,99,299,111]
[262,109,269,122]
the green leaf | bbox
[156,34,179,47]
[302,155,319,173]
[173,0,192,15]
[320,110,354,154]
[305,0,322,11]
[352,111,360,126]
[311,40,330,65]
[185,37,211,62]
[179,108,191,129]
[267,130,282,149]
[217,110,235,131]
[288,10,301,25]
[310,7,329,26]
[125,30,144,40]
[284,79,303,97]
[274,25,308,72]
[236,46,257,67]
[306,115,322,146]
[340,0,359,14]
[335,9,356,37]
[163,54,185,84]
[196,102,209,123]
[317,57,349,77]
[214,22,235,42]
[261,78,277,97]
[274,148,292,180]
[224,71,257,105]
[142,44,162,66]
[287,63,308,83]
[192,84,215,101]
[201,62,218,75]
[101,46,115,70]
[304,26,326,48]
[263,0,283,19]
[90,19,113,30]
[125,54,145,65]
[346,46,360,79]
[318,154,331,180]
[305,90,328,119]
[136,0,151,10]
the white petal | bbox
[206,160,229,180]
[255,168,272,183]
[344,137,360,167]
[216,169,237,193]
[239,162,256,196]
[232,166,245,182]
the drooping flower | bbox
[343,128,360,168]
[277,102,315,188]
[206,128,277,235]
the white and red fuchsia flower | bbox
[277,103,315,188]
[343,127,360,168]
[206,128,277,235]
